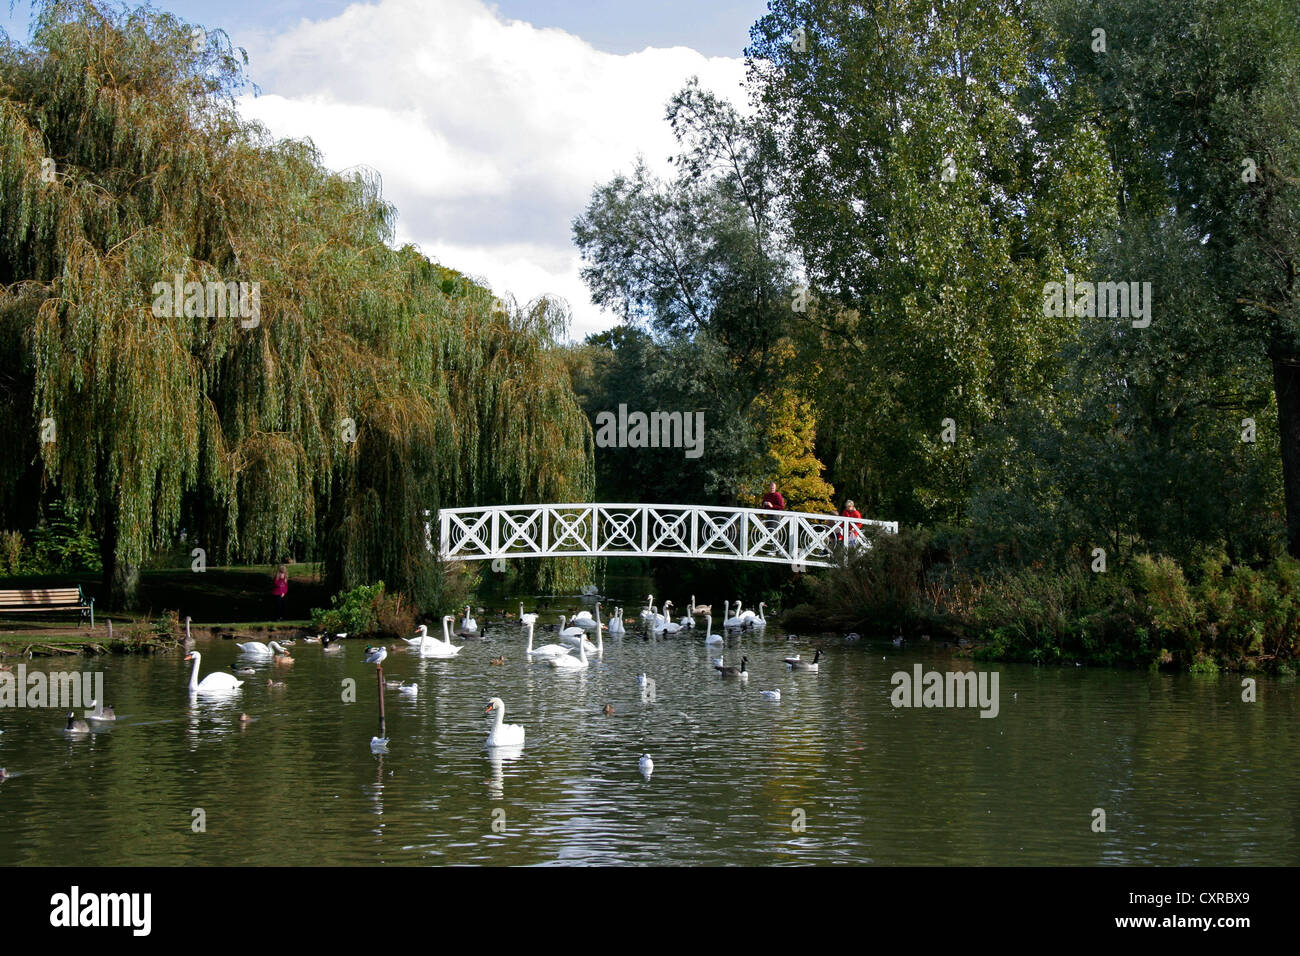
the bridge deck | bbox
[436,503,897,568]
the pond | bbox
[0,591,1296,865]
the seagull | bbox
[639,754,654,777]
[364,646,387,665]
[760,689,781,701]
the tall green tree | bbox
[0,0,591,607]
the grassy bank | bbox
[783,529,1300,675]
[0,564,330,656]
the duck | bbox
[415,616,463,658]
[303,636,321,644]
[715,655,750,680]
[64,711,91,734]
[524,621,571,660]
[639,754,654,777]
[845,632,861,641]
[186,652,243,693]
[85,700,116,722]
[602,703,615,716]
[234,640,290,659]
[785,648,823,671]
[272,653,294,666]
[517,603,538,627]
[760,689,781,701]
[229,664,256,676]
[702,614,723,644]
[490,655,506,666]
[484,697,525,747]
[266,679,286,688]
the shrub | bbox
[0,530,23,574]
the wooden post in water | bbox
[375,664,387,740]
[107,620,112,641]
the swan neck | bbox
[188,653,200,690]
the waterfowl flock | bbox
[1,592,846,787]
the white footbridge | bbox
[436,503,897,569]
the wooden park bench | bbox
[0,586,95,628]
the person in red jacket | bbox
[840,499,862,547]
[761,482,786,511]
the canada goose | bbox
[86,700,116,722]
[716,655,750,679]
[785,648,823,671]
[64,711,91,734]
[321,634,344,652]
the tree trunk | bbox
[1272,356,1300,558]
[98,518,140,611]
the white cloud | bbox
[235,0,748,340]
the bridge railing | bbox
[435,503,898,568]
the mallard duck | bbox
[266,679,286,688]
[603,703,615,715]
[230,665,256,676]
[489,655,506,666]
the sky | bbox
[2,0,771,340]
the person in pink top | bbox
[273,564,288,620]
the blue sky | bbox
[2,3,770,339]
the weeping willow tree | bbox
[0,0,592,608]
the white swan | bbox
[659,601,682,634]
[484,697,525,747]
[415,616,462,658]
[525,621,571,659]
[678,596,696,627]
[608,607,626,635]
[639,595,657,621]
[570,609,596,629]
[724,601,748,628]
[186,652,243,693]
[703,614,723,644]
[549,629,589,670]
[518,603,537,626]
[459,606,478,633]
[403,624,429,646]
[558,616,597,653]
[234,640,289,659]
[743,602,768,628]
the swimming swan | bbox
[549,629,589,670]
[234,640,289,658]
[416,617,463,658]
[703,614,723,644]
[186,652,244,693]
[524,621,571,660]
[484,697,525,747]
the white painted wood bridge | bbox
[436,503,898,569]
